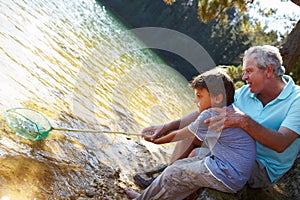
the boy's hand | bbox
[142,125,168,142]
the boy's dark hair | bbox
[189,68,235,106]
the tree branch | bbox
[291,0,300,7]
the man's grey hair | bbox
[243,45,285,77]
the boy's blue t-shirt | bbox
[188,106,256,193]
[234,75,300,183]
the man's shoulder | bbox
[284,75,300,94]
[292,84,300,93]
[286,79,300,100]
[235,85,251,99]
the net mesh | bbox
[5,108,52,141]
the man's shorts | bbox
[248,159,272,188]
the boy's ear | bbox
[213,93,224,105]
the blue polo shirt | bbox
[234,75,300,183]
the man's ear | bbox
[213,93,224,105]
[266,65,275,78]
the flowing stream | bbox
[0,0,195,199]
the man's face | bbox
[194,88,212,113]
[242,57,266,94]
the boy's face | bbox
[194,88,212,113]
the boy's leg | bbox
[169,137,203,164]
[145,164,168,177]
[134,145,209,189]
[188,146,210,158]
[133,164,168,189]
[135,156,232,200]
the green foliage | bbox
[164,0,248,22]
[222,65,245,89]
[225,65,242,80]
[234,80,245,89]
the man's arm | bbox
[237,116,298,152]
[206,107,299,153]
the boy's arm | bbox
[142,110,199,142]
[152,127,195,144]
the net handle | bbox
[52,127,141,136]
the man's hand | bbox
[204,107,247,132]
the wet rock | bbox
[195,185,289,200]
[85,188,96,198]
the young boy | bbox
[125,68,256,199]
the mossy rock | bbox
[195,185,289,200]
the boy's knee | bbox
[163,165,180,184]
[163,166,193,192]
